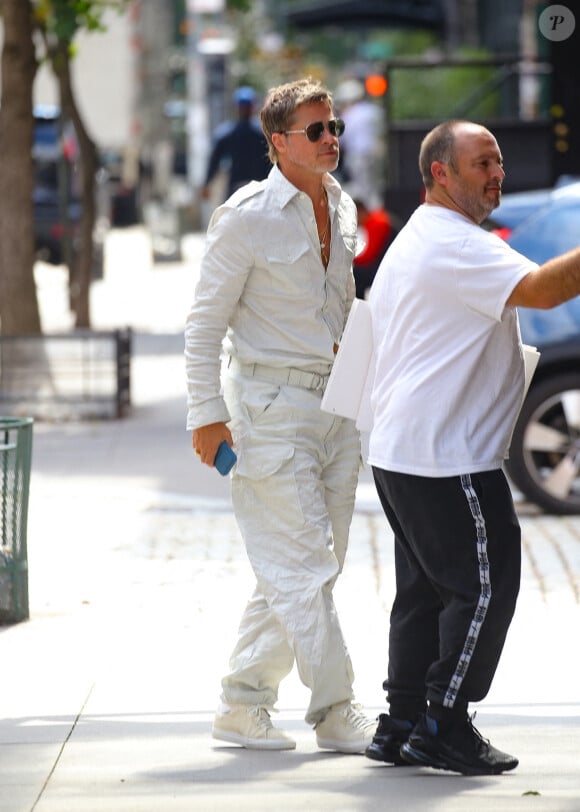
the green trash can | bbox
[0,417,33,623]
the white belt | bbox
[229,358,330,391]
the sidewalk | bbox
[1,229,579,811]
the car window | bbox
[508,200,580,264]
[510,198,580,346]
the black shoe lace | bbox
[464,712,490,751]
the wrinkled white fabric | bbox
[185,165,357,432]
[221,373,360,723]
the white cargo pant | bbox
[220,367,361,725]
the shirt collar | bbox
[268,164,342,210]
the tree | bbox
[0,0,131,335]
[34,0,131,329]
[2,0,246,336]
[0,0,41,336]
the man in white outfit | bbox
[336,78,384,209]
[185,77,375,752]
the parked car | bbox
[490,181,580,514]
[33,105,108,277]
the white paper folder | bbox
[523,343,540,399]
[321,298,374,432]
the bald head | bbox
[419,121,496,190]
[419,120,505,223]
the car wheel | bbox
[506,372,580,514]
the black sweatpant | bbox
[372,467,521,722]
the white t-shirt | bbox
[367,204,538,477]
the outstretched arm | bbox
[507,246,580,309]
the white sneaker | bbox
[315,702,376,754]
[212,704,296,750]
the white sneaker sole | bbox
[212,727,296,750]
[316,736,368,754]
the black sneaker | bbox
[400,714,519,776]
[365,714,413,765]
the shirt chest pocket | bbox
[251,240,313,295]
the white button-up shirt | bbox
[185,165,358,430]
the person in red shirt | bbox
[353,199,393,298]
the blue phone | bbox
[214,440,237,475]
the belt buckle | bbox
[312,371,326,390]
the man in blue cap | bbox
[201,86,271,202]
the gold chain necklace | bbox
[318,190,330,265]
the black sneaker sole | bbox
[365,742,410,766]
[400,741,449,771]
[400,741,518,776]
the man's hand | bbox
[192,422,233,467]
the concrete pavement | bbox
[0,228,579,811]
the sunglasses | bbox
[283,118,345,142]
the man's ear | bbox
[431,161,447,185]
[271,131,285,156]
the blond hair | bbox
[260,77,333,164]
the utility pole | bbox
[186,0,225,191]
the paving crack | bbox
[30,682,95,811]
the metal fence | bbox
[0,417,33,623]
[0,329,131,421]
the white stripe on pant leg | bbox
[443,473,492,709]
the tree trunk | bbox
[51,41,97,329]
[0,0,41,336]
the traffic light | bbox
[365,75,388,97]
